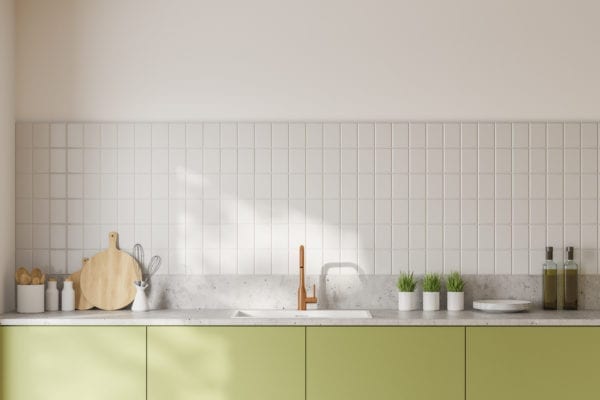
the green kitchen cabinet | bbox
[306,327,465,400]
[147,327,305,400]
[467,327,600,400]
[0,326,146,400]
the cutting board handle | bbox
[108,232,119,250]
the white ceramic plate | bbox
[473,299,531,313]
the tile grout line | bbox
[388,125,392,274]
[423,123,429,274]
[177,124,183,274]
[441,124,445,273]
[218,124,222,274]
[510,123,514,274]
[475,123,479,274]
[561,123,565,268]
[459,123,463,274]
[544,123,548,273]
[407,124,411,273]
[339,125,342,273]
[304,124,308,275]
[151,124,156,273]
[201,124,205,274]
[372,124,377,273]
[579,122,582,272]
[323,124,326,276]
[492,124,496,275]
[458,124,462,273]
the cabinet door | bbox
[307,327,465,400]
[148,327,305,400]
[467,327,600,400]
[0,326,146,400]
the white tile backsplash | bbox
[14,121,600,276]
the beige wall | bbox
[1,0,15,311]
[16,0,600,121]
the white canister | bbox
[423,292,440,311]
[45,279,59,311]
[61,280,75,311]
[447,292,465,311]
[17,285,45,313]
[398,291,418,311]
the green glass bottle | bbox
[543,246,557,310]
[563,246,578,310]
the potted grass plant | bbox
[397,272,418,311]
[422,273,441,311]
[446,271,465,311]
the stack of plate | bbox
[473,299,531,313]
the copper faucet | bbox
[298,245,317,310]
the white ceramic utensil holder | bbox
[17,285,45,313]
[131,282,150,312]
[423,292,440,311]
[447,292,465,311]
[398,292,418,311]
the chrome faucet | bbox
[298,245,317,310]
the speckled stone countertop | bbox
[3,309,600,326]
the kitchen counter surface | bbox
[3,309,600,326]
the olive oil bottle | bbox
[563,246,578,310]
[543,246,557,310]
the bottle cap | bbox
[566,246,574,260]
[545,246,553,260]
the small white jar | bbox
[61,280,75,311]
[398,292,418,311]
[45,279,59,311]
[423,292,440,311]
[447,292,465,311]
[17,285,44,313]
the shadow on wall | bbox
[317,262,366,309]
[179,125,373,276]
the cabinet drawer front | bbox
[467,327,600,400]
[148,327,305,400]
[0,326,146,400]
[307,327,465,400]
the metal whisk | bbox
[133,243,145,286]
[144,255,162,284]
[133,244,145,269]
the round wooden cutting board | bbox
[80,232,142,311]
[68,258,94,310]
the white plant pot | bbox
[423,292,440,311]
[17,285,45,313]
[447,292,465,311]
[398,292,418,311]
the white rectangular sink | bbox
[232,309,372,319]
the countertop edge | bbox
[3,309,600,326]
